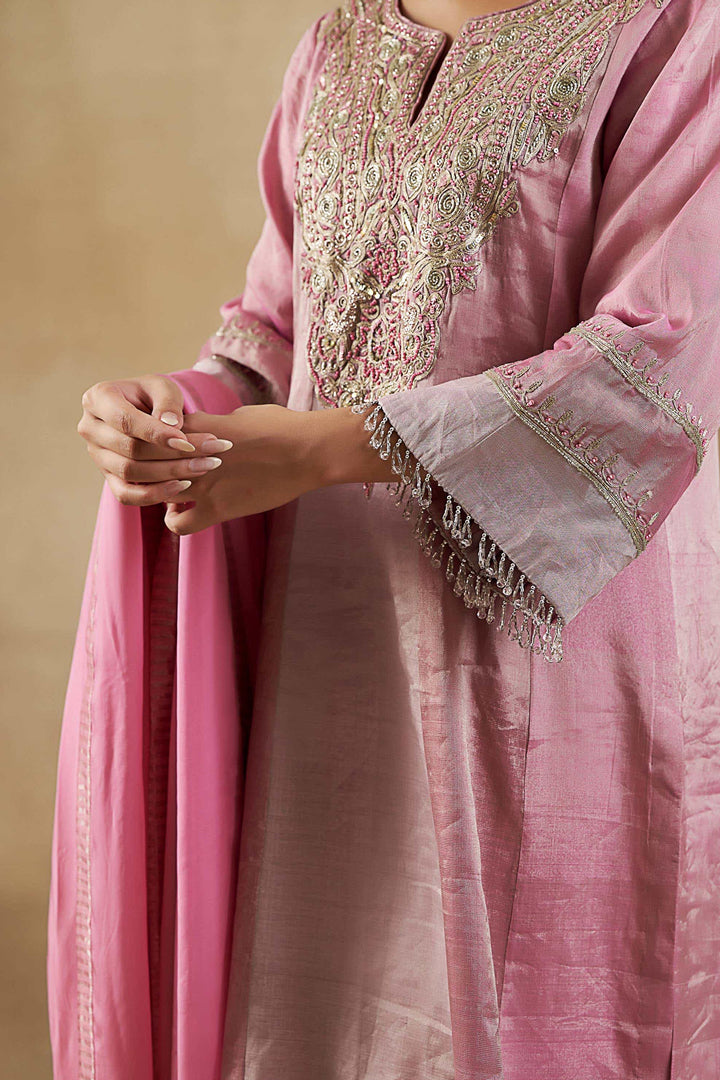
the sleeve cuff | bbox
[192,354,275,405]
[203,308,294,406]
[360,402,566,663]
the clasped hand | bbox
[77,373,396,535]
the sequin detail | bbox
[568,318,709,470]
[357,400,565,661]
[486,363,658,551]
[297,0,662,408]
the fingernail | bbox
[189,456,222,472]
[199,438,234,453]
[170,479,193,492]
[160,412,181,426]
[168,437,196,452]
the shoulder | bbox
[605,0,718,125]
[282,2,379,74]
[281,1,383,106]
[305,0,387,52]
[631,0,719,95]
[276,9,344,113]
[285,9,340,69]
[620,0,718,63]
[600,0,720,169]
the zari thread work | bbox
[213,316,282,353]
[486,363,657,551]
[297,0,663,408]
[568,318,709,470]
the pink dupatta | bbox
[47,369,266,1080]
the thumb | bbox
[145,374,187,429]
[164,500,214,536]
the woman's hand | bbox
[164,402,397,535]
[78,374,235,506]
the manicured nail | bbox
[170,479,193,493]
[168,437,196,452]
[199,438,234,453]
[160,412,181,426]
[189,456,222,472]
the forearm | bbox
[169,401,402,537]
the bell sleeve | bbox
[192,19,322,407]
[361,3,720,663]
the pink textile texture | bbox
[196,0,720,1076]
[50,0,720,1078]
[47,371,267,1080]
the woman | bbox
[52,0,720,1077]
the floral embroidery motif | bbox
[296,0,662,408]
[486,361,658,552]
[568,318,709,470]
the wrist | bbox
[298,405,398,488]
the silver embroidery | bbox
[486,364,657,551]
[297,0,663,408]
[213,316,285,352]
[568,319,708,470]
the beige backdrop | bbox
[0,1,326,1076]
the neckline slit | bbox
[407,39,452,129]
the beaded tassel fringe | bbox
[359,402,565,663]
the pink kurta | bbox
[48,1,720,1079]
[195,1,720,1076]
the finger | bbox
[164,499,195,513]
[78,411,233,461]
[178,409,232,436]
[82,380,194,450]
[141,373,187,428]
[87,443,224,484]
[105,473,194,507]
[164,500,215,536]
